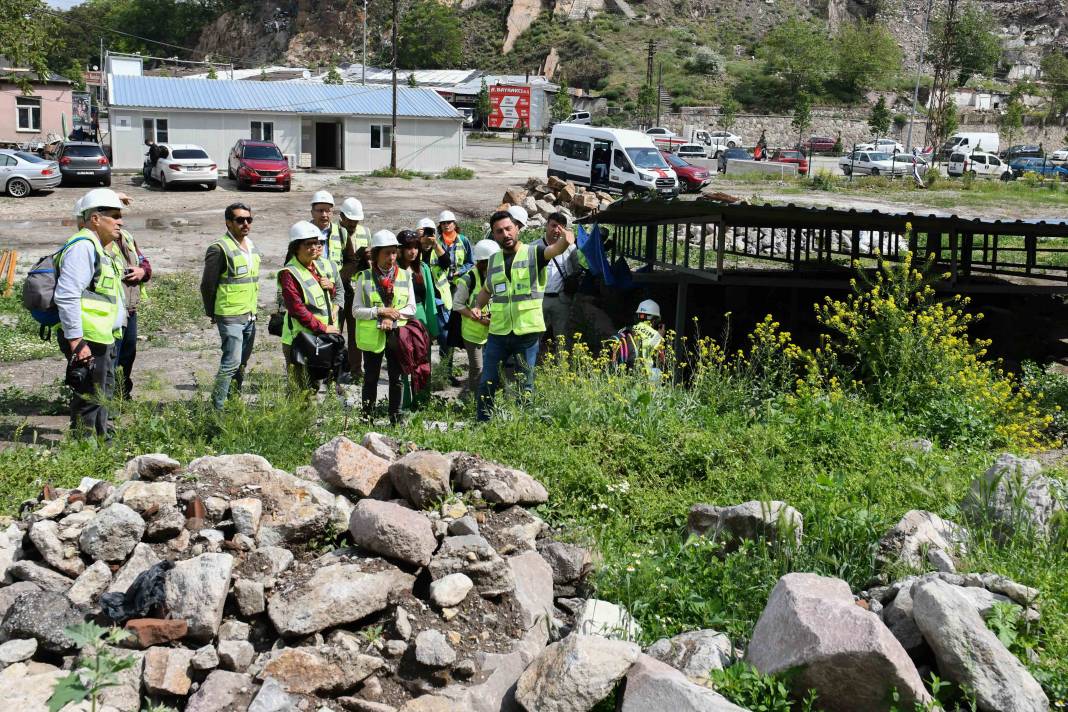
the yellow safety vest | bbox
[460,269,489,345]
[631,320,663,369]
[54,229,123,345]
[324,222,347,273]
[434,234,469,285]
[211,234,260,317]
[277,259,333,346]
[354,267,411,354]
[487,243,546,336]
[349,224,371,251]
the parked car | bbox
[566,111,592,125]
[676,143,709,160]
[459,108,475,127]
[708,131,743,156]
[893,154,929,176]
[1002,144,1043,163]
[645,126,686,151]
[548,125,679,197]
[768,149,809,175]
[1009,157,1068,180]
[660,150,711,192]
[940,132,999,159]
[855,138,905,154]
[227,139,291,191]
[1050,147,1068,163]
[145,143,218,191]
[946,150,1010,180]
[55,141,111,187]
[838,151,910,177]
[802,135,837,153]
[0,149,61,197]
[717,147,753,173]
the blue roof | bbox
[109,74,461,119]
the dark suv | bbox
[227,139,291,191]
[56,141,111,186]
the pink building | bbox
[0,70,73,145]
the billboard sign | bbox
[84,71,103,87]
[488,84,530,130]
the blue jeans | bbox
[113,310,137,398]
[477,332,540,422]
[212,319,256,410]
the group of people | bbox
[52,187,666,437]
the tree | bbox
[1,0,54,92]
[758,18,835,98]
[834,20,901,96]
[206,65,219,80]
[792,92,813,146]
[720,95,739,132]
[398,0,462,69]
[1041,51,1068,118]
[407,72,417,88]
[686,46,724,75]
[869,96,891,138]
[999,87,1025,148]
[475,78,491,128]
[324,66,343,85]
[929,2,1001,86]
[550,80,574,124]
[637,84,658,127]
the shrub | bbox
[686,46,724,75]
[960,170,976,191]
[811,169,841,191]
[440,166,475,180]
[710,662,818,711]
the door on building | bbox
[315,122,341,168]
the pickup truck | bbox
[645,127,687,151]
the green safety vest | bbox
[54,228,123,345]
[460,269,489,345]
[323,222,348,273]
[486,243,546,336]
[434,234,468,285]
[434,264,453,312]
[354,267,410,354]
[631,320,662,369]
[211,233,260,317]
[349,224,371,251]
[277,259,333,346]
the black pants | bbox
[59,334,115,437]
[362,345,402,421]
[113,310,138,398]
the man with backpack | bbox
[53,189,128,437]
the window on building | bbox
[371,124,392,149]
[251,121,274,142]
[16,97,41,132]
[142,118,169,143]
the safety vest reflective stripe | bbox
[486,243,546,336]
[354,268,410,353]
[325,223,346,267]
[461,269,488,345]
[212,234,260,316]
[350,225,370,249]
[55,228,123,345]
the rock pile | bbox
[500,177,615,229]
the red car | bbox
[227,139,292,191]
[769,149,809,176]
[802,136,837,153]
[660,150,711,192]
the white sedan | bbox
[1051,147,1068,163]
[839,151,912,176]
[855,138,905,155]
[145,143,218,191]
[708,131,743,156]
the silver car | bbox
[0,149,62,197]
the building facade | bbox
[0,77,73,146]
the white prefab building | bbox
[106,74,464,172]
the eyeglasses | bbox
[300,241,323,250]
[231,216,253,224]
[96,209,122,220]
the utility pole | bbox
[646,39,654,85]
[655,63,663,127]
[905,0,934,153]
[390,0,398,171]
[362,0,368,85]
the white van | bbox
[548,125,679,197]
[941,132,999,159]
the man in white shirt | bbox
[531,212,583,350]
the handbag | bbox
[290,331,344,371]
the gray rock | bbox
[192,644,220,671]
[348,499,437,567]
[144,505,186,541]
[67,560,113,607]
[162,553,234,642]
[415,629,457,667]
[0,660,66,708]
[362,431,401,461]
[243,546,294,583]
[267,564,415,637]
[121,481,177,514]
[0,581,41,619]
[0,590,83,652]
[876,510,969,573]
[218,639,255,671]
[261,646,383,694]
[448,516,480,536]
[881,580,925,651]
[0,523,25,584]
[29,520,84,577]
[912,578,1049,712]
[313,436,394,499]
[122,453,181,480]
[430,573,474,608]
[927,547,957,573]
[646,629,733,677]
[186,670,257,712]
[107,542,160,593]
[499,506,546,551]
[746,572,931,712]
[981,573,1040,606]
[234,578,266,616]
[248,676,298,712]
[515,634,640,712]
[395,606,413,640]
[230,498,263,537]
[390,450,452,509]
[384,639,408,657]
[143,645,195,695]
[95,645,143,711]
[78,503,145,562]
[451,453,548,505]
[620,654,748,711]
[0,638,37,665]
[509,551,554,647]
[575,599,642,641]
[8,560,73,593]
[537,541,593,585]
[962,453,1063,540]
[429,535,515,597]
[219,618,250,640]
[687,500,803,550]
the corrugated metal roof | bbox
[109,75,461,119]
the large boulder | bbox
[451,453,548,505]
[508,551,554,646]
[312,435,394,499]
[429,535,515,596]
[267,564,414,637]
[28,520,84,577]
[876,510,969,574]
[962,453,1062,540]
[687,501,803,551]
[348,499,437,567]
[390,450,453,509]
[746,573,931,711]
[260,646,383,694]
[121,453,181,480]
[8,560,73,593]
[121,481,177,514]
[912,578,1049,712]
[162,553,233,642]
[78,503,145,562]
[186,670,257,712]
[0,590,83,653]
[142,645,196,696]
[619,654,748,712]
[646,629,733,678]
[516,634,640,712]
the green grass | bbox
[368,167,435,180]
[440,166,475,180]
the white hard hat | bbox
[473,239,501,262]
[636,299,661,318]
[371,229,400,248]
[311,190,335,206]
[339,197,364,220]
[80,188,124,214]
[72,196,85,218]
[417,217,435,231]
[289,220,321,243]
[437,210,456,224]
[507,205,528,226]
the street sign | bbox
[84,71,103,86]
[488,84,530,130]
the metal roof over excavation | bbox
[108,74,462,119]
